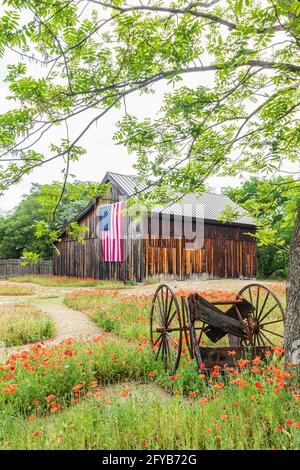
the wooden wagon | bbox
[150,283,285,372]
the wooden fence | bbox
[0,258,53,277]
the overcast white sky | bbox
[0,52,246,214]
[0,2,298,214]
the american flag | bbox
[99,202,124,262]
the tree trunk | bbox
[285,200,300,362]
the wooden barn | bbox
[53,172,257,281]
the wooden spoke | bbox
[260,319,283,327]
[155,338,164,360]
[156,295,163,323]
[152,334,162,347]
[150,284,182,372]
[152,304,163,325]
[165,335,178,360]
[165,331,179,349]
[257,290,270,322]
[166,296,174,322]
[257,331,266,347]
[259,329,275,346]
[258,304,278,325]
[260,328,283,339]
[255,285,260,321]
[167,309,178,328]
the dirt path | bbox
[37,297,102,342]
[0,290,103,355]
[118,278,281,297]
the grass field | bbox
[9,275,126,289]
[0,303,55,346]
[0,284,35,296]
[0,326,299,450]
[1,282,298,450]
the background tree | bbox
[0,0,299,360]
[222,176,300,278]
[0,180,107,259]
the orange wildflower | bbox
[221,414,229,420]
[46,394,55,401]
[148,371,157,378]
[252,356,262,366]
[73,383,83,393]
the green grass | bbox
[0,303,55,346]
[0,284,35,296]
[1,369,300,450]
[0,283,297,450]
[9,275,126,289]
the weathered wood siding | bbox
[145,222,256,279]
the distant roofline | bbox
[57,171,256,238]
[103,171,238,199]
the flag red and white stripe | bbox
[99,202,124,262]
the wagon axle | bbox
[150,283,285,372]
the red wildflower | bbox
[211,370,219,377]
[72,383,83,393]
[64,349,74,357]
[255,382,264,390]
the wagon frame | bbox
[150,283,285,372]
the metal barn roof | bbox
[102,172,256,226]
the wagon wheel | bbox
[150,284,182,372]
[238,284,285,347]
